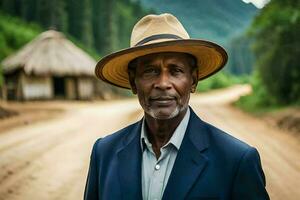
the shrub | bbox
[196,72,249,92]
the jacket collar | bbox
[117,120,143,200]
[162,107,210,199]
[117,107,210,200]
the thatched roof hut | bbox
[1,30,111,100]
[2,30,95,76]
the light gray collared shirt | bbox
[140,108,190,200]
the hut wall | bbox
[21,74,52,100]
[4,71,22,100]
[78,77,94,99]
[93,78,114,100]
[65,77,77,99]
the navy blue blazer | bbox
[84,108,269,200]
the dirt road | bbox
[0,85,299,200]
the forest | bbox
[237,0,300,111]
[0,0,299,109]
[0,0,152,57]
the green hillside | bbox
[141,0,257,45]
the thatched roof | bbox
[1,30,96,76]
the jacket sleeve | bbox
[84,138,101,200]
[232,147,270,200]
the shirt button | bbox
[155,164,160,170]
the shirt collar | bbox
[140,107,190,151]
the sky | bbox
[242,0,271,8]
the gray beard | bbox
[146,104,187,120]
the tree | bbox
[115,0,152,50]
[91,0,117,54]
[66,0,93,47]
[227,34,254,75]
[250,0,300,104]
[0,0,22,16]
[0,0,151,56]
[20,0,38,22]
[36,0,68,31]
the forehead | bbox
[135,52,193,66]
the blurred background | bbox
[0,0,299,199]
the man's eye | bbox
[171,68,183,74]
[144,68,157,74]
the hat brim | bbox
[95,39,228,89]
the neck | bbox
[144,107,188,152]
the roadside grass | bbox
[196,72,250,92]
[234,72,300,115]
[196,70,299,115]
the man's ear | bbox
[190,68,198,93]
[128,68,137,94]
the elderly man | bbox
[84,13,269,200]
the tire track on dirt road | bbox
[0,115,91,197]
[0,112,70,153]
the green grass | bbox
[196,70,299,115]
[196,72,250,92]
[234,72,300,114]
[235,93,283,114]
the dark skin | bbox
[128,52,198,159]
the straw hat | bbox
[95,13,228,89]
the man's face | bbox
[129,52,198,120]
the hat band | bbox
[134,34,183,46]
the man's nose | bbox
[154,71,172,90]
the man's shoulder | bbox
[189,109,251,153]
[92,120,141,154]
[207,122,250,148]
[201,120,255,158]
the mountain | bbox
[140,0,258,46]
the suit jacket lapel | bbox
[162,108,210,200]
[117,121,143,200]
